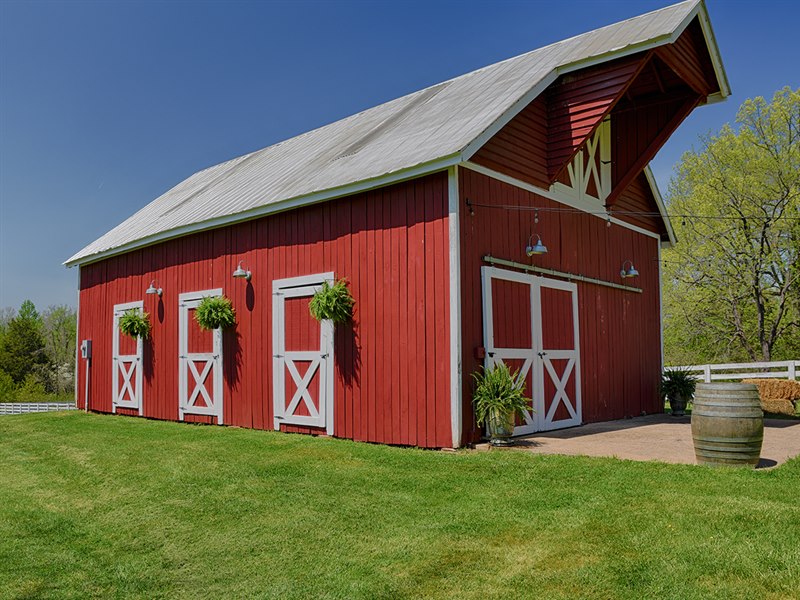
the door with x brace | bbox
[112,301,144,415]
[272,273,334,434]
[482,267,581,434]
[179,289,223,424]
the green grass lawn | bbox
[2,413,799,600]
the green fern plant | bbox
[195,296,236,331]
[118,309,152,340]
[309,279,354,324]
[472,363,530,427]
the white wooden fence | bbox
[0,402,77,415]
[669,360,799,383]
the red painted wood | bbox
[655,19,718,97]
[76,172,453,448]
[547,53,649,180]
[472,96,549,189]
[459,168,663,444]
[613,172,667,237]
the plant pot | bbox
[487,410,516,446]
[670,393,688,416]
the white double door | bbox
[112,301,144,415]
[179,289,224,424]
[272,273,334,434]
[482,267,582,435]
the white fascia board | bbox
[694,0,731,99]
[461,161,662,241]
[65,154,461,268]
[643,165,676,247]
[447,166,462,448]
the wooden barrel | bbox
[691,383,763,468]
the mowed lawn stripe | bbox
[1,412,798,599]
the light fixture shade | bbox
[620,261,639,278]
[525,234,548,256]
[233,261,252,281]
[145,280,162,296]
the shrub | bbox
[195,296,236,331]
[660,368,696,401]
[472,363,530,426]
[0,369,16,402]
[309,279,354,324]
[118,309,152,340]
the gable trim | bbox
[461,160,662,241]
[643,165,677,247]
[460,0,729,164]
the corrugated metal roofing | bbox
[67,0,716,266]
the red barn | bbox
[67,0,728,448]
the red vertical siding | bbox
[613,172,667,237]
[472,96,549,189]
[547,53,648,180]
[458,168,662,445]
[76,172,452,448]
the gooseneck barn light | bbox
[145,280,162,296]
[233,260,252,282]
[525,234,548,256]
[620,260,639,279]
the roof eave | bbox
[64,153,462,268]
[643,165,677,248]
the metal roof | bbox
[67,0,725,266]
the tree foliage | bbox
[663,87,800,364]
[0,301,77,400]
[0,300,48,384]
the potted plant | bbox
[118,308,152,340]
[472,363,530,446]
[309,279,354,325]
[661,368,696,416]
[195,296,236,330]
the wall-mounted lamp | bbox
[233,260,252,282]
[525,234,548,257]
[620,260,639,279]
[145,279,162,296]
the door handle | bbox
[538,352,548,358]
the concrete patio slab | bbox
[477,414,800,469]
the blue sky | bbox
[1,0,798,311]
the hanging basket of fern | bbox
[195,296,236,331]
[309,279,354,325]
[118,309,152,340]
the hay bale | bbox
[742,378,800,401]
[760,398,797,416]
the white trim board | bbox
[643,166,676,247]
[447,166,462,448]
[460,161,663,241]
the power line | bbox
[464,199,800,222]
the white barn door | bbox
[272,273,334,434]
[112,301,144,415]
[481,267,582,434]
[179,289,224,424]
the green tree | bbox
[663,87,800,364]
[0,300,48,384]
[41,305,77,394]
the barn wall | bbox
[458,168,662,444]
[612,171,666,237]
[76,172,453,448]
